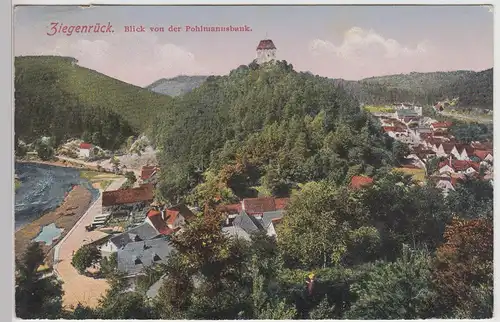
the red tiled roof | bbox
[141,166,157,180]
[474,150,493,160]
[79,143,92,149]
[440,143,456,154]
[257,39,276,50]
[217,203,242,214]
[147,210,173,235]
[439,160,480,172]
[275,198,290,210]
[102,185,154,207]
[243,197,277,215]
[350,176,374,190]
[472,142,493,150]
[431,122,453,128]
[165,204,195,225]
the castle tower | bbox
[256,39,277,64]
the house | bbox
[165,204,196,229]
[100,222,161,257]
[117,238,174,286]
[438,158,480,175]
[79,143,94,159]
[395,109,420,122]
[223,209,285,240]
[350,176,374,190]
[102,184,154,213]
[241,197,289,216]
[140,165,159,185]
[474,150,493,163]
[430,122,452,131]
[145,209,176,236]
[434,176,458,197]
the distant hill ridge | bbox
[146,75,209,97]
[148,68,493,108]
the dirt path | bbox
[53,177,127,309]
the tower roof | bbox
[257,39,276,50]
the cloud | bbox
[310,27,430,61]
[16,33,206,86]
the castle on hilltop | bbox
[256,39,277,64]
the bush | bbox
[71,244,102,274]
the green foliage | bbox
[345,247,437,319]
[15,242,63,319]
[36,143,54,161]
[309,296,335,319]
[99,252,118,278]
[14,56,172,149]
[152,62,395,203]
[450,122,493,144]
[277,181,352,269]
[392,140,411,164]
[340,68,493,108]
[136,265,166,295]
[71,244,101,274]
[446,177,493,219]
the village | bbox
[368,103,493,195]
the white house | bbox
[436,179,455,197]
[79,143,94,159]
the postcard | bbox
[13,4,493,320]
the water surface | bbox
[15,162,99,231]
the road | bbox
[56,155,142,181]
[53,176,127,309]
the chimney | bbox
[161,210,165,221]
[449,155,452,167]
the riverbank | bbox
[16,157,99,171]
[15,185,93,266]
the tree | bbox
[124,171,137,186]
[345,247,437,319]
[15,242,63,319]
[309,296,335,319]
[392,141,411,164]
[277,181,351,268]
[110,156,120,173]
[100,252,118,278]
[36,143,54,161]
[432,217,493,318]
[71,244,102,274]
[446,177,493,219]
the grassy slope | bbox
[15,56,173,131]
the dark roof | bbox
[117,238,174,277]
[110,222,160,249]
[350,176,374,190]
[232,211,262,234]
[257,39,276,50]
[102,185,154,207]
[261,210,284,229]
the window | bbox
[135,257,142,265]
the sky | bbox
[14,5,494,87]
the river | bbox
[14,162,99,231]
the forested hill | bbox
[150,61,397,204]
[336,68,493,108]
[146,75,209,96]
[15,56,172,149]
